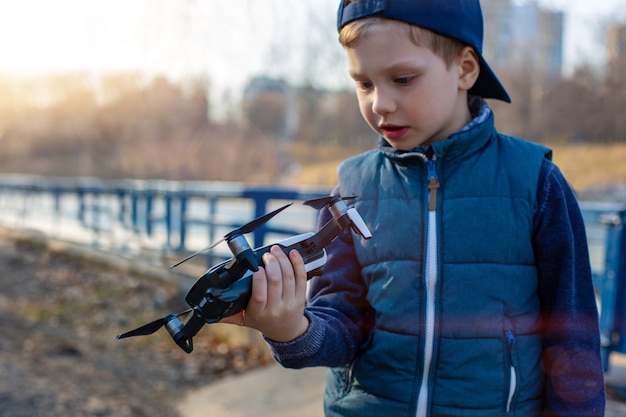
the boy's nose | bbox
[371,88,396,115]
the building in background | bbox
[607,24,626,83]
[242,76,298,141]
[482,0,564,82]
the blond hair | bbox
[338,3,466,68]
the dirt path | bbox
[0,233,267,417]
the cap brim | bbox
[471,56,511,103]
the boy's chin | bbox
[386,137,434,151]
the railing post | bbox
[92,189,101,238]
[77,188,86,225]
[206,196,219,266]
[145,192,154,236]
[131,190,140,233]
[179,193,188,252]
[614,217,626,353]
[165,191,173,249]
[589,206,626,371]
[117,189,127,225]
[53,186,62,215]
[599,217,622,368]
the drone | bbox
[117,195,372,353]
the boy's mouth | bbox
[380,124,409,139]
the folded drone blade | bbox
[116,316,169,339]
[303,196,356,210]
[233,202,293,236]
[170,202,292,269]
[117,310,193,340]
[169,237,225,269]
[303,196,332,210]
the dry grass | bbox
[284,142,626,193]
[281,143,367,188]
[550,143,626,192]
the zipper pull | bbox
[427,156,439,212]
[505,330,519,366]
[506,330,515,345]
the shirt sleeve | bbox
[533,159,606,416]
[265,187,374,369]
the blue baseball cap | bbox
[337,0,511,103]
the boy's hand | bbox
[220,245,309,342]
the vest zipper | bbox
[505,330,518,413]
[416,154,439,417]
[427,157,440,211]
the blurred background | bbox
[0,0,625,189]
[1,1,626,416]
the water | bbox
[0,188,323,263]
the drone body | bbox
[117,196,371,353]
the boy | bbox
[223,1,606,415]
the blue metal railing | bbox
[0,175,328,265]
[580,202,626,370]
[0,175,625,369]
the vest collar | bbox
[380,98,495,164]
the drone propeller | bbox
[169,202,293,269]
[226,201,293,237]
[303,195,356,210]
[169,237,227,269]
[116,309,192,339]
[304,195,372,239]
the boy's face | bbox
[345,21,473,150]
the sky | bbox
[536,0,626,71]
[0,0,624,107]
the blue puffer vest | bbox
[325,113,552,417]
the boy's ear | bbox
[457,46,480,92]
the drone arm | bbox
[285,218,340,255]
[175,311,211,353]
[286,207,371,257]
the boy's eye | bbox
[355,80,373,91]
[394,76,414,85]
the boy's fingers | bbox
[218,311,245,326]
[289,249,307,296]
[289,249,306,298]
[262,249,283,306]
[270,245,296,297]
[248,266,268,314]
[289,247,305,270]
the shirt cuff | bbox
[263,310,326,364]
